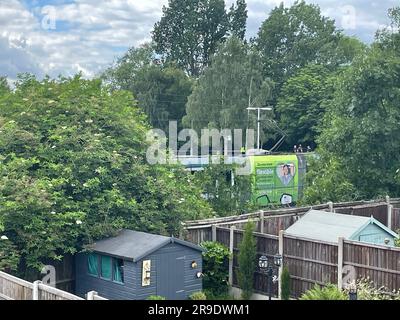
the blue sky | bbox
[0,0,398,80]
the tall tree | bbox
[275,64,335,148]
[0,75,212,273]
[255,1,340,98]
[152,0,230,76]
[103,45,193,132]
[183,37,273,136]
[228,0,248,40]
[305,46,400,202]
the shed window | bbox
[113,258,124,283]
[101,255,112,279]
[87,253,99,276]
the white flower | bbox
[85,119,93,124]
[50,211,56,215]
[1,235,9,240]
[51,145,56,149]
[76,220,82,225]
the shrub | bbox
[200,241,231,297]
[147,295,166,300]
[237,221,256,300]
[280,266,291,300]
[300,284,348,300]
[189,291,207,300]
[344,278,400,300]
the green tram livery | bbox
[178,153,311,207]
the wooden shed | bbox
[75,229,204,300]
[285,210,399,246]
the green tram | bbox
[178,153,312,207]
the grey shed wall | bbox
[75,242,202,300]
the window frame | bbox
[86,253,125,285]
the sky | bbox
[0,0,398,80]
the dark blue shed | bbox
[75,229,204,300]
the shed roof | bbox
[285,210,398,243]
[89,229,204,262]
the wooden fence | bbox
[0,271,107,300]
[184,199,400,299]
[205,227,400,299]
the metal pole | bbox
[268,267,273,300]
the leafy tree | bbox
[228,0,248,40]
[0,74,212,274]
[301,153,359,205]
[237,221,256,300]
[276,64,335,147]
[255,1,340,98]
[103,45,193,132]
[152,0,230,76]
[280,266,291,300]
[0,76,10,96]
[194,163,253,216]
[311,45,400,200]
[102,44,154,91]
[300,284,348,300]
[183,36,273,136]
[200,241,231,298]
[0,237,20,272]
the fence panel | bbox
[392,208,400,231]
[0,272,33,300]
[185,226,212,245]
[335,204,388,226]
[283,235,338,298]
[343,240,400,293]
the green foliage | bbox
[183,36,272,136]
[255,1,340,96]
[300,284,348,300]
[152,0,230,76]
[0,74,212,272]
[103,44,193,132]
[189,291,207,300]
[228,0,248,40]
[276,64,334,147]
[147,295,166,300]
[310,42,400,201]
[0,77,10,96]
[345,279,400,300]
[194,163,253,216]
[201,241,231,297]
[237,222,256,300]
[280,266,291,300]
[395,233,400,247]
[0,238,20,272]
[301,152,360,205]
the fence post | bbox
[388,204,393,230]
[337,237,344,289]
[259,211,264,234]
[211,224,217,242]
[228,226,235,286]
[328,201,334,213]
[87,291,98,300]
[278,230,284,300]
[33,280,41,300]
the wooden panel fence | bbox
[0,271,107,300]
[189,226,400,299]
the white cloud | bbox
[0,0,396,80]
